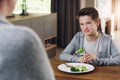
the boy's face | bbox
[79,15,99,36]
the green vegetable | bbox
[75,47,84,54]
[71,67,80,72]
[81,66,87,71]
[70,66,87,72]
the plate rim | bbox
[58,62,95,73]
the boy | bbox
[60,7,120,65]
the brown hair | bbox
[79,7,99,21]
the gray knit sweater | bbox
[0,15,55,80]
[60,32,120,65]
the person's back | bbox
[0,0,55,80]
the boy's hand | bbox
[78,53,97,63]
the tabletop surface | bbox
[50,58,120,80]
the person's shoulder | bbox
[74,32,84,38]
[12,25,38,38]
[101,33,112,40]
[13,25,35,34]
[2,24,40,43]
[15,25,41,42]
[1,24,34,34]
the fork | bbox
[64,63,73,67]
[83,47,87,54]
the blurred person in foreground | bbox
[0,0,55,80]
[60,7,120,65]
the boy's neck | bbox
[86,32,100,42]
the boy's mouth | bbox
[84,29,90,33]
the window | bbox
[95,0,112,18]
[14,0,51,14]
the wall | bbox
[80,0,95,8]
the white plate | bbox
[58,63,95,73]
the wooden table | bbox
[50,58,120,80]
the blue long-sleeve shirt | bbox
[60,32,120,65]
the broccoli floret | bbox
[70,66,87,72]
[71,67,80,72]
[81,66,87,71]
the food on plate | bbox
[70,66,87,72]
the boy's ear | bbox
[96,18,101,27]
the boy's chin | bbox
[84,32,91,36]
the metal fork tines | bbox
[64,63,73,67]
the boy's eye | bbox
[80,23,83,26]
[86,22,91,24]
